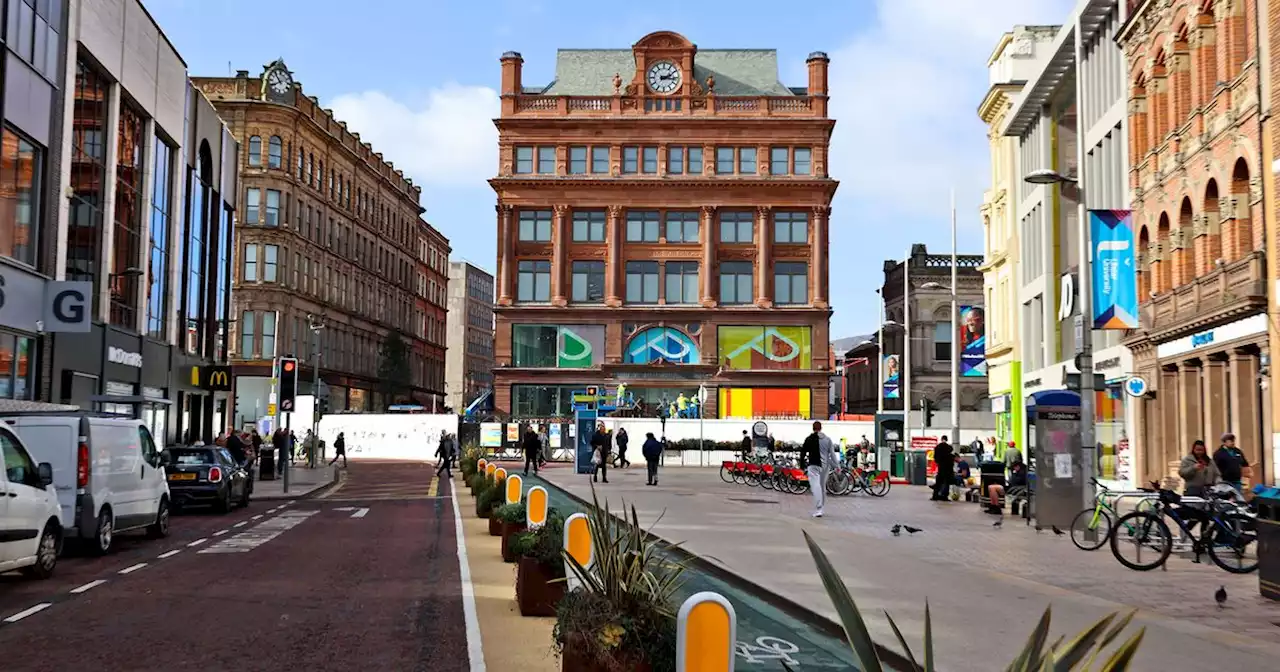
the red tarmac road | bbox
[0,461,465,672]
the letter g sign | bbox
[42,281,93,333]
[54,289,85,323]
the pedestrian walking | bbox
[329,432,347,468]
[273,428,289,476]
[803,421,835,518]
[590,422,610,483]
[614,427,631,468]
[930,438,955,502]
[1213,433,1251,493]
[225,428,248,466]
[1179,440,1218,497]
[522,428,541,475]
[642,432,663,486]
[436,432,453,478]
[739,430,751,460]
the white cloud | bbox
[329,84,500,189]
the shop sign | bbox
[1156,314,1266,359]
[1024,377,1043,390]
[1095,356,1121,371]
[0,266,92,333]
[1123,376,1148,398]
[107,346,143,368]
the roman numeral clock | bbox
[646,60,681,94]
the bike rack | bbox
[1108,491,1160,514]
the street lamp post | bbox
[308,315,325,468]
[902,250,912,450]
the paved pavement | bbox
[0,461,465,672]
[252,464,337,500]
[540,465,1280,672]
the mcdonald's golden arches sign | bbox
[190,366,233,391]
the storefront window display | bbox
[0,333,35,400]
[1095,383,1128,484]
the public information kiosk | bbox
[1026,389,1084,528]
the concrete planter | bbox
[515,556,564,617]
[488,514,502,536]
[500,521,527,563]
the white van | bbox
[0,413,171,555]
[0,424,63,578]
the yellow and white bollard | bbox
[494,467,508,482]
[677,592,737,672]
[485,463,497,478]
[505,473,523,505]
[526,486,549,529]
[477,458,488,472]
[563,512,593,591]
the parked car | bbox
[0,424,62,578]
[161,446,251,512]
[0,413,171,555]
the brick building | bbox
[1118,0,1268,485]
[417,219,450,410]
[193,61,441,424]
[489,31,838,420]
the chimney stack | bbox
[806,51,829,116]
[500,51,524,95]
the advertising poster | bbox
[958,305,986,377]
[506,423,520,443]
[549,424,562,448]
[480,423,502,447]
[882,354,901,399]
[718,326,812,370]
[1090,210,1139,329]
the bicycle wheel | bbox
[719,464,734,483]
[732,466,747,485]
[866,472,890,497]
[745,469,761,487]
[827,471,850,496]
[760,468,776,490]
[1109,511,1172,571]
[1207,514,1259,574]
[1069,507,1114,551]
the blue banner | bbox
[882,354,900,399]
[958,306,986,377]
[1090,210,1138,329]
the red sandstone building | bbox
[489,31,838,420]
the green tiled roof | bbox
[540,49,796,97]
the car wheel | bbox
[90,509,113,556]
[239,484,251,508]
[215,487,231,513]
[21,523,60,579]
[147,498,170,539]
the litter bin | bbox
[907,450,929,486]
[1257,486,1280,601]
[258,448,276,481]
[892,452,905,479]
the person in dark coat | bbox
[225,430,247,465]
[273,428,289,476]
[436,432,454,478]
[329,432,347,468]
[642,432,663,486]
[522,429,541,475]
[590,422,610,483]
[614,427,631,469]
[930,438,955,502]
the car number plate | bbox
[169,473,197,481]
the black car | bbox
[161,446,252,512]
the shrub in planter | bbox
[553,487,684,672]
[495,502,528,562]
[475,476,500,519]
[514,511,566,617]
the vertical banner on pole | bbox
[1089,209,1138,329]
[958,306,986,377]
[677,592,737,672]
[526,486,549,529]
[505,473,523,505]
[563,512,593,592]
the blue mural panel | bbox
[625,327,700,364]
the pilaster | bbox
[755,205,772,307]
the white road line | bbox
[351,507,370,518]
[213,529,229,536]
[251,514,263,520]
[70,580,106,594]
[233,521,247,528]
[118,563,147,575]
[187,538,208,547]
[450,482,485,671]
[3,603,52,623]
[157,549,181,559]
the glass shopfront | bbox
[0,331,36,400]
[103,381,136,416]
[1094,382,1128,484]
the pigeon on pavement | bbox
[903,525,923,534]
[891,524,902,537]
[992,518,1003,528]
[1215,585,1227,608]
[1051,525,1065,536]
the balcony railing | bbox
[506,94,827,118]
[1140,251,1266,335]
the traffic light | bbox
[921,399,934,428]
[279,357,299,412]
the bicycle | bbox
[1068,478,1156,551]
[1109,484,1258,573]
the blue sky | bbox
[146,0,1072,339]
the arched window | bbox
[1229,158,1253,260]
[296,147,304,179]
[1173,197,1193,286]
[1155,212,1171,293]
[1137,225,1150,299]
[268,136,282,169]
[248,135,261,166]
[1200,179,1221,272]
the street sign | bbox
[1124,376,1148,397]
[267,403,276,415]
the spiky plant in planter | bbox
[795,530,1146,671]
[475,475,499,518]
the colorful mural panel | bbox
[512,325,605,369]
[624,327,700,365]
[717,326,812,370]
[717,387,812,420]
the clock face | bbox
[646,61,681,94]
[267,69,292,94]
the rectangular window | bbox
[626,210,660,243]
[738,147,757,174]
[243,243,258,282]
[110,104,145,329]
[571,261,605,303]
[622,146,639,174]
[240,311,255,358]
[265,189,281,226]
[262,311,277,358]
[264,245,279,282]
[146,137,172,339]
[665,211,699,243]
[248,136,261,166]
[625,261,659,304]
[688,147,703,174]
[642,146,658,174]
[774,262,808,305]
[719,211,754,243]
[794,147,812,175]
[0,127,41,266]
[591,146,609,174]
[572,210,606,242]
[268,137,282,169]
[514,146,533,174]
[934,321,952,361]
[719,261,753,305]
[518,209,553,242]
[667,146,684,174]
[517,260,551,303]
[716,147,734,174]
[537,146,556,174]
[569,146,588,174]
[245,188,260,224]
[512,325,559,367]
[774,211,809,244]
[664,261,699,304]
[770,147,789,175]
[66,61,110,317]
